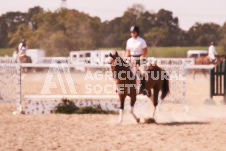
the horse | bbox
[109,52,170,124]
[16,49,34,73]
[19,55,34,73]
[193,55,226,79]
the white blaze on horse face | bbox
[41,58,77,95]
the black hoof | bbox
[142,89,149,96]
[136,118,140,123]
[144,118,156,124]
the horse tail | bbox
[161,72,169,99]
